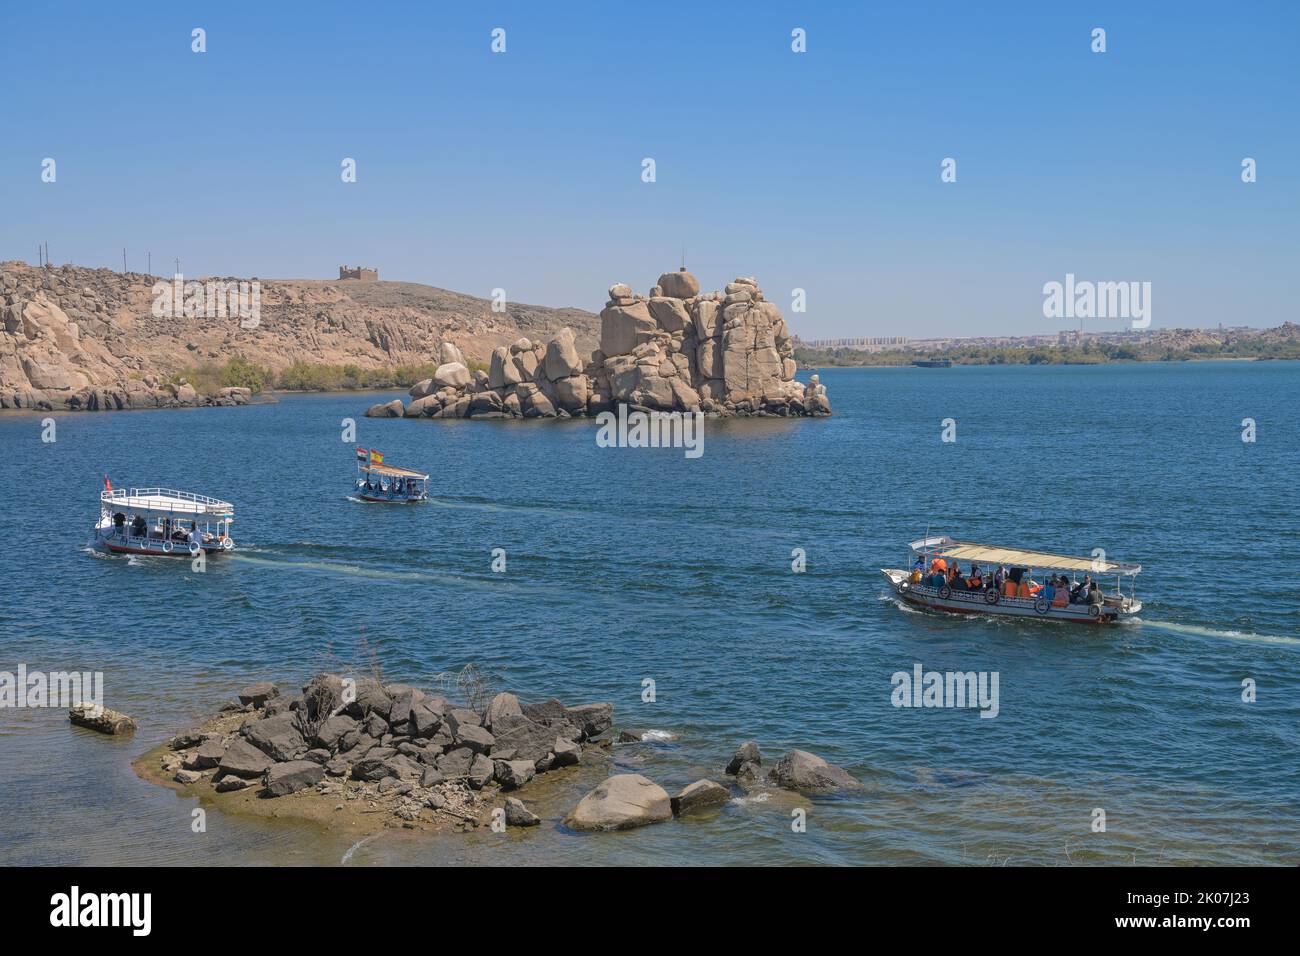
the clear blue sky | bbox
[2,1,1296,337]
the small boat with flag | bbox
[94,479,235,557]
[882,534,1141,623]
[353,448,428,503]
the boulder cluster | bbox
[560,739,861,831]
[366,269,831,420]
[0,265,255,411]
[161,675,613,830]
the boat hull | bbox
[882,569,1138,623]
[355,493,427,504]
[95,534,232,557]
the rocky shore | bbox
[135,674,861,837]
[365,270,832,420]
[0,260,594,411]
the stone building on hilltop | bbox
[338,265,378,281]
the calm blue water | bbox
[1,362,1297,865]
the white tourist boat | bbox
[882,534,1141,624]
[94,484,235,557]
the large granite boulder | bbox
[564,774,673,831]
[657,269,700,299]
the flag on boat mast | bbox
[355,447,367,462]
[103,475,112,492]
[369,449,383,465]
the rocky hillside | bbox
[0,260,598,411]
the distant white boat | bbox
[94,485,235,557]
[882,534,1141,624]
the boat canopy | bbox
[101,488,234,518]
[359,463,429,480]
[909,536,1140,575]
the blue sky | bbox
[1,1,1296,337]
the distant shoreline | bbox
[801,355,1297,370]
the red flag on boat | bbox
[103,475,112,491]
[369,449,383,465]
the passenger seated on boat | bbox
[131,514,147,538]
[1087,583,1103,606]
[967,565,983,589]
[1003,577,1017,599]
[112,511,126,535]
[993,565,1006,592]
[1042,580,1056,604]
[929,557,947,575]
[1017,578,1033,599]
[1070,575,1091,603]
[1053,583,1070,608]
[948,565,967,591]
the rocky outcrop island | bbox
[366,270,831,420]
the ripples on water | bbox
[1,362,1297,865]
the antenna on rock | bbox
[680,245,685,271]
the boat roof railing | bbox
[909,535,1141,576]
[359,463,429,480]
[101,487,234,517]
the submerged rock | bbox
[768,750,860,793]
[671,780,731,816]
[504,797,540,827]
[68,703,136,735]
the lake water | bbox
[1,361,1297,866]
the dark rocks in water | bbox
[552,737,581,768]
[68,703,136,735]
[564,774,672,831]
[185,737,227,769]
[725,741,761,775]
[263,760,324,797]
[237,681,279,708]
[491,713,561,767]
[616,729,643,743]
[494,759,536,790]
[168,731,206,750]
[504,797,540,827]
[671,780,731,817]
[768,750,859,793]
[566,702,613,739]
[243,713,307,762]
[218,738,275,778]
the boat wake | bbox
[1138,619,1299,647]
[226,552,513,590]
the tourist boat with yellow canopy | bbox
[882,534,1141,623]
[352,447,428,503]
[94,480,235,557]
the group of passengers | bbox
[111,512,207,548]
[358,476,421,496]
[911,556,1103,606]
